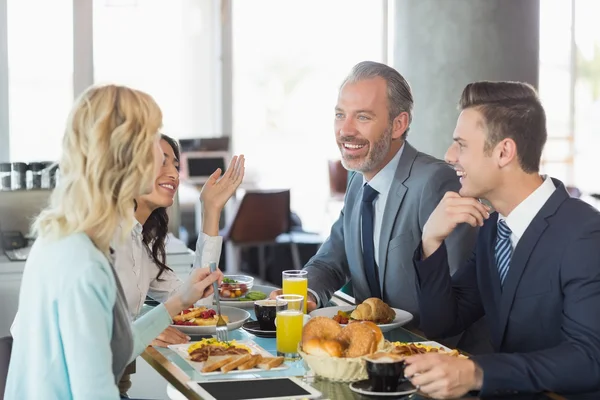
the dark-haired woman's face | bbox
[140,139,180,209]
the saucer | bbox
[349,379,417,397]
[241,321,276,338]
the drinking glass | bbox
[275,294,304,360]
[282,270,308,313]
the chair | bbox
[328,160,348,201]
[0,336,13,400]
[222,189,302,280]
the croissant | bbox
[350,298,395,324]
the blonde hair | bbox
[33,84,162,254]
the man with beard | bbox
[271,62,479,341]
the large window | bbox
[539,0,600,196]
[7,0,73,162]
[93,0,220,139]
[232,0,386,233]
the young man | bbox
[272,62,478,337]
[405,81,600,398]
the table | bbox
[141,310,567,400]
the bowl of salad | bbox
[219,275,254,299]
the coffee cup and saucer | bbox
[242,300,277,338]
[349,353,417,397]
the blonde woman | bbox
[5,85,222,400]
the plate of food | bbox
[308,298,413,333]
[389,341,467,358]
[168,338,288,375]
[171,305,250,335]
[214,282,277,309]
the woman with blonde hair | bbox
[5,84,222,400]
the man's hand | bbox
[268,289,318,312]
[151,326,190,348]
[421,192,490,258]
[404,354,483,399]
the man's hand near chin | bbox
[269,289,318,312]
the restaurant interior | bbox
[1,1,600,399]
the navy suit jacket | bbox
[413,179,600,397]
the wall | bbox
[392,0,540,159]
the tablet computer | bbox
[188,377,322,400]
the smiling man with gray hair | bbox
[271,61,484,350]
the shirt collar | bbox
[363,142,405,197]
[132,219,143,236]
[499,175,556,241]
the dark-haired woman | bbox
[112,134,244,396]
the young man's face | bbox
[445,108,500,199]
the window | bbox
[93,0,220,140]
[232,0,386,233]
[7,0,73,162]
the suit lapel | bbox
[483,215,503,305]
[496,181,569,344]
[379,142,418,295]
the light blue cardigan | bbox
[5,233,172,400]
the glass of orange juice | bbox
[275,294,304,360]
[282,270,308,313]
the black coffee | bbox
[254,300,277,331]
[366,357,406,393]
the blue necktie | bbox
[362,184,382,299]
[495,219,513,286]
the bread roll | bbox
[350,298,395,324]
[336,321,377,358]
[350,320,385,350]
[301,317,343,348]
[302,338,345,357]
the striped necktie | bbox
[495,219,513,286]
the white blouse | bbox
[113,222,223,318]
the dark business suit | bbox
[413,179,600,397]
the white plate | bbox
[213,284,278,309]
[308,306,413,333]
[169,339,289,376]
[170,306,250,335]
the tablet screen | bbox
[194,378,313,400]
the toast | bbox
[237,354,263,370]
[257,356,285,370]
[221,354,252,373]
[202,355,239,373]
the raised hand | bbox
[200,155,245,213]
[421,192,490,258]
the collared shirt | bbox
[113,221,223,318]
[362,143,405,267]
[498,175,556,249]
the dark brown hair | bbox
[459,81,547,173]
[142,134,180,280]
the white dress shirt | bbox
[498,175,556,249]
[113,221,223,318]
[362,143,404,267]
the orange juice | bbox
[282,278,308,313]
[276,310,304,355]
